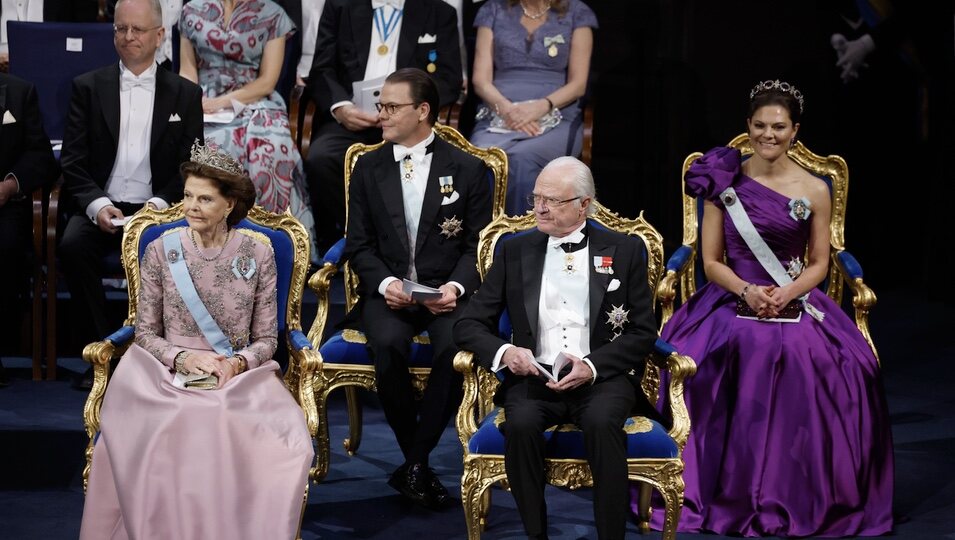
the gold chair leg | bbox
[658,476,685,540]
[461,460,493,540]
[636,481,652,534]
[310,390,332,483]
[343,386,363,455]
[479,485,492,532]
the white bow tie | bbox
[393,144,429,163]
[547,229,586,249]
[121,71,156,92]
[372,0,404,9]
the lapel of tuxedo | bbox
[521,231,547,342]
[397,0,426,68]
[350,1,374,78]
[98,65,121,145]
[587,224,615,337]
[375,143,410,254]
[150,69,177,150]
[414,137,449,254]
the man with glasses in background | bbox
[59,0,202,388]
[344,67,490,510]
[453,156,662,540]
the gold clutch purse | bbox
[180,373,219,389]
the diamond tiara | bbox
[189,139,244,176]
[749,79,804,114]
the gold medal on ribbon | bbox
[377,44,389,55]
[548,44,558,57]
[426,62,437,73]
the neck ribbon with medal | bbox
[375,5,403,55]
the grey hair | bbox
[540,156,597,216]
[116,0,163,26]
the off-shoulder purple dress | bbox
[649,147,894,537]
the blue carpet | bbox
[0,290,953,539]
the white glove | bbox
[832,33,876,83]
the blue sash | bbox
[162,231,234,356]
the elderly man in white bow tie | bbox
[453,156,662,540]
[59,0,203,386]
[344,67,491,510]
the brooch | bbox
[439,175,454,195]
[788,197,812,221]
[232,255,257,280]
[786,256,804,279]
[720,191,737,206]
[593,256,614,275]
[543,34,564,57]
[439,215,463,238]
[230,331,250,351]
[563,252,577,275]
[166,249,180,263]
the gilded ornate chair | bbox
[81,204,319,537]
[304,123,507,483]
[453,203,697,540]
[656,134,879,358]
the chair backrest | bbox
[119,205,311,339]
[7,22,118,141]
[340,123,508,313]
[676,133,850,306]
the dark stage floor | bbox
[0,289,953,539]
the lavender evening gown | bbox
[649,147,894,537]
[469,0,597,215]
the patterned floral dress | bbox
[180,0,316,244]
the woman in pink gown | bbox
[79,142,313,540]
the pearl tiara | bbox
[189,139,244,176]
[749,79,804,114]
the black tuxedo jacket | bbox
[306,0,462,121]
[0,73,58,194]
[453,223,660,408]
[60,64,203,213]
[344,136,491,298]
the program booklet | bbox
[401,279,444,302]
[530,352,573,383]
[352,75,387,115]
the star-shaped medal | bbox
[439,215,463,238]
[606,304,630,331]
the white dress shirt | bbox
[492,223,598,382]
[0,0,44,55]
[87,62,168,222]
[330,0,405,116]
[296,0,326,78]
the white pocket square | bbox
[168,113,181,122]
[607,278,621,292]
[417,33,437,44]
[2,110,16,124]
[441,191,460,205]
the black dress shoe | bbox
[388,463,440,510]
[424,467,453,508]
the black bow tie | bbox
[559,238,588,253]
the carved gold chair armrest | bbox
[454,351,480,450]
[656,244,695,330]
[832,249,879,362]
[306,238,346,345]
[646,340,697,453]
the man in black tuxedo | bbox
[345,68,489,509]
[0,73,59,386]
[59,0,202,359]
[453,157,660,540]
[305,0,462,251]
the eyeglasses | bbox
[374,102,418,115]
[526,194,581,208]
[113,24,162,38]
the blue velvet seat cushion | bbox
[319,331,434,368]
[468,408,678,459]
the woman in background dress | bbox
[469,0,596,215]
[79,142,313,540]
[643,81,893,537]
[179,0,316,245]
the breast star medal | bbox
[439,215,463,238]
[606,304,630,333]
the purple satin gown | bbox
[647,147,894,537]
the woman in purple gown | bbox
[646,82,894,537]
[80,143,313,540]
[469,0,597,215]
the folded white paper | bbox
[402,278,443,301]
[352,75,387,115]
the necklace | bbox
[520,0,551,20]
[190,228,231,262]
